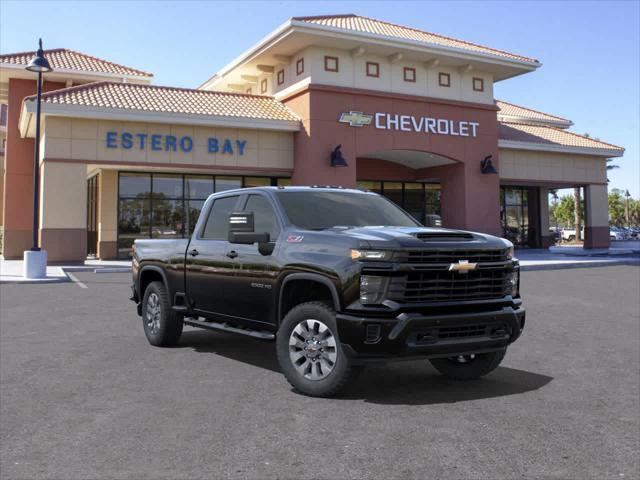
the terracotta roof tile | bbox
[0,48,152,77]
[27,81,299,122]
[293,14,538,64]
[496,100,571,126]
[499,122,623,153]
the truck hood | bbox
[322,226,511,250]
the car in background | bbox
[610,227,628,241]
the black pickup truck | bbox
[131,186,525,397]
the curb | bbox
[521,259,640,272]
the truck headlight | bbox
[351,249,390,261]
[509,269,520,297]
[360,275,389,305]
[506,245,514,260]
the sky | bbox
[1,0,638,197]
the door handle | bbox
[189,249,199,257]
[226,250,238,259]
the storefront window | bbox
[357,180,441,225]
[117,173,290,257]
[215,176,242,192]
[501,186,534,247]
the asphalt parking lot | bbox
[1,266,639,479]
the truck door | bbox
[185,194,241,317]
[224,193,282,325]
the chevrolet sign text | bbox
[374,113,479,137]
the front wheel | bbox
[429,349,506,380]
[276,302,359,397]
[141,281,183,347]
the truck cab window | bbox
[201,195,239,240]
[245,194,280,240]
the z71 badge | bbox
[286,235,304,243]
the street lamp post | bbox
[23,39,52,279]
[624,189,631,229]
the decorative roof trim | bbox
[499,140,623,158]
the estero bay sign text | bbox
[105,131,248,155]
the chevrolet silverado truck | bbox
[131,186,525,397]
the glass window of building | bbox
[117,173,291,257]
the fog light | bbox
[360,275,389,305]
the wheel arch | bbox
[278,273,341,324]
[138,265,170,302]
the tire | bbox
[429,349,506,380]
[141,281,183,347]
[567,235,575,242]
[276,301,359,397]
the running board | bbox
[183,317,275,341]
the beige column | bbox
[97,170,118,259]
[39,161,87,262]
[539,188,552,247]
[584,184,610,249]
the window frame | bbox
[472,77,484,92]
[260,78,268,94]
[240,193,283,241]
[296,58,304,75]
[403,67,416,83]
[277,69,284,85]
[438,72,451,87]
[324,55,339,72]
[198,194,242,241]
[366,61,380,78]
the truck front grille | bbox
[388,268,509,303]
[400,249,509,264]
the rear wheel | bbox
[276,302,359,397]
[142,281,183,347]
[429,349,506,380]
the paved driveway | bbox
[1,266,638,479]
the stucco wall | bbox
[42,117,294,171]
[273,46,494,105]
[499,148,607,184]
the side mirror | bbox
[424,214,442,227]
[228,212,270,244]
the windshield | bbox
[275,191,421,230]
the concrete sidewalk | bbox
[0,258,132,284]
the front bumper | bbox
[336,305,525,360]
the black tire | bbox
[141,281,183,347]
[567,235,575,242]
[429,349,506,380]
[276,301,359,397]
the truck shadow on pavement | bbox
[180,329,553,405]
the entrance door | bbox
[86,175,99,257]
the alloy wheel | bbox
[146,292,161,335]
[288,319,338,380]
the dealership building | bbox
[0,14,624,261]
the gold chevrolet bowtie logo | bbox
[339,111,373,127]
[448,260,477,273]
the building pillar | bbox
[539,187,553,247]
[98,170,118,259]
[424,161,501,236]
[285,90,358,187]
[584,184,610,249]
[39,161,87,262]
[2,78,66,259]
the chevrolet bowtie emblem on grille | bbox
[338,111,373,127]
[448,260,477,273]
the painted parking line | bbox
[66,272,88,289]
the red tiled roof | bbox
[499,122,624,153]
[497,100,571,126]
[0,48,152,78]
[293,14,539,64]
[26,81,299,122]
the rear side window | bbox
[201,196,239,240]
[245,195,280,240]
